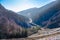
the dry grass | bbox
[0,32,60,40]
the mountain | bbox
[18,8,40,18]
[0,4,31,38]
[33,0,60,29]
[0,4,31,28]
[45,11,60,29]
[18,0,60,29]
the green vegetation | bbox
[27,25,42,36]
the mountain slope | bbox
[34,2,60,26]
[45,11,60,29]
[18,0,60,29]
[33,0,60,28]
[0,4,31,38]
[0,4,31,28]
[18,8,40,18]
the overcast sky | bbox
[0,0,56,12]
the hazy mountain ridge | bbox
[18,0,60,29]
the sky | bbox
[0,0,56,12]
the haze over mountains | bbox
[18,0,60,29]
[0,0,60,39]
